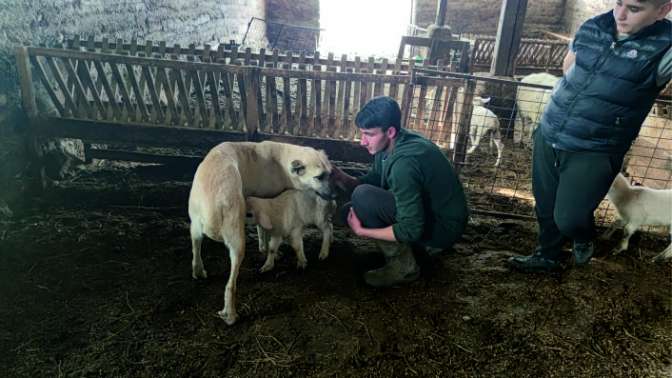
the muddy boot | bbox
[364,241,420,287]
[572,241,594,266]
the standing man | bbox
[331,96,469,287]
[509,0,672,272]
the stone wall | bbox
[413,0,566,37]
[266,0,320,52]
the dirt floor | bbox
[1,161,671,378]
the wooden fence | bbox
[470,36,568,74]
[16,39,477,168]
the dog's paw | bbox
[318,250,330,260]
[259,261,275,273]
[296,259,307,270]
[191,267,208,279]
[217,309,238,325]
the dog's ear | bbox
[291,160,306,176]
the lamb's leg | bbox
[190,221,207,279]
[601,218,622,240]
[318,222,334,260]
[289,229,307,269]
[492,129,504,167]
[466,131,482,156]
[612,222,639,255]
[256,225,268,254]
[260,235,282,273]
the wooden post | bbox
[16,47,38,118]
[452,79,476,175]
[244,67,261,141]
[490,0,528,76]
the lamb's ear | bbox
[290,160,306,176]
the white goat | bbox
[466,96,503,167]
[604,173,672,262]
[246,189,336,272]
[514,73,559,146]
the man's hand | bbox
[331,166,359,192]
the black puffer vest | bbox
[541,11,671,153]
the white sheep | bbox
[246,189,336,272]
[604,173,672,262]
[466,96,504,167]
[514,73,559,146]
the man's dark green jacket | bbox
[360,129,468,248]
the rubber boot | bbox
[364,241,420,287]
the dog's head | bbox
[289,148,336,200]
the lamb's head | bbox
[608,173,630,197]
[288,148,336,200]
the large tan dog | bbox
[188,141,334,325]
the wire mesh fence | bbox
[406,68,672,230]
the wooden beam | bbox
[30,117,373,164]
[491,0,528,76]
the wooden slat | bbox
[155,66,178,125]
[336,54,347,139]
[389,57,402,101]
[296,51,308,136]
[109,62,134,121]
[244,68,261,139]
[310,52,322,136]
[415,83,428,134]
[45,56,78,117]
[207,69,223,129]
[190,69,208,127]
[325,52,337,138]
[350,56,362,139]
[281,61,293,135]
[76,58,106,119]
[268,49,280,133]
[125,63,149,121]
[141,65,164,123]
[256,48,267,131]
[374,58,387,97]
[29,55,66,116]
[219,64,238,130]
[172,67,193,126]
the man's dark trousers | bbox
[532,129,625,259]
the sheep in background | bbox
[604,173,672,262]
[514,73,559,146]
[246,189,336,273]
[466,96,503,167]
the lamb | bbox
[246,189,336,273]
[514,73,559,146]
[466,96,504,167]
[604,173,672,262]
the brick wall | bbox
[413,0,566,37]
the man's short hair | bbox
[355,96,402,132]
[639,0,671,6]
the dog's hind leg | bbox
[190,220,207,279]
[218,208,246,326]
